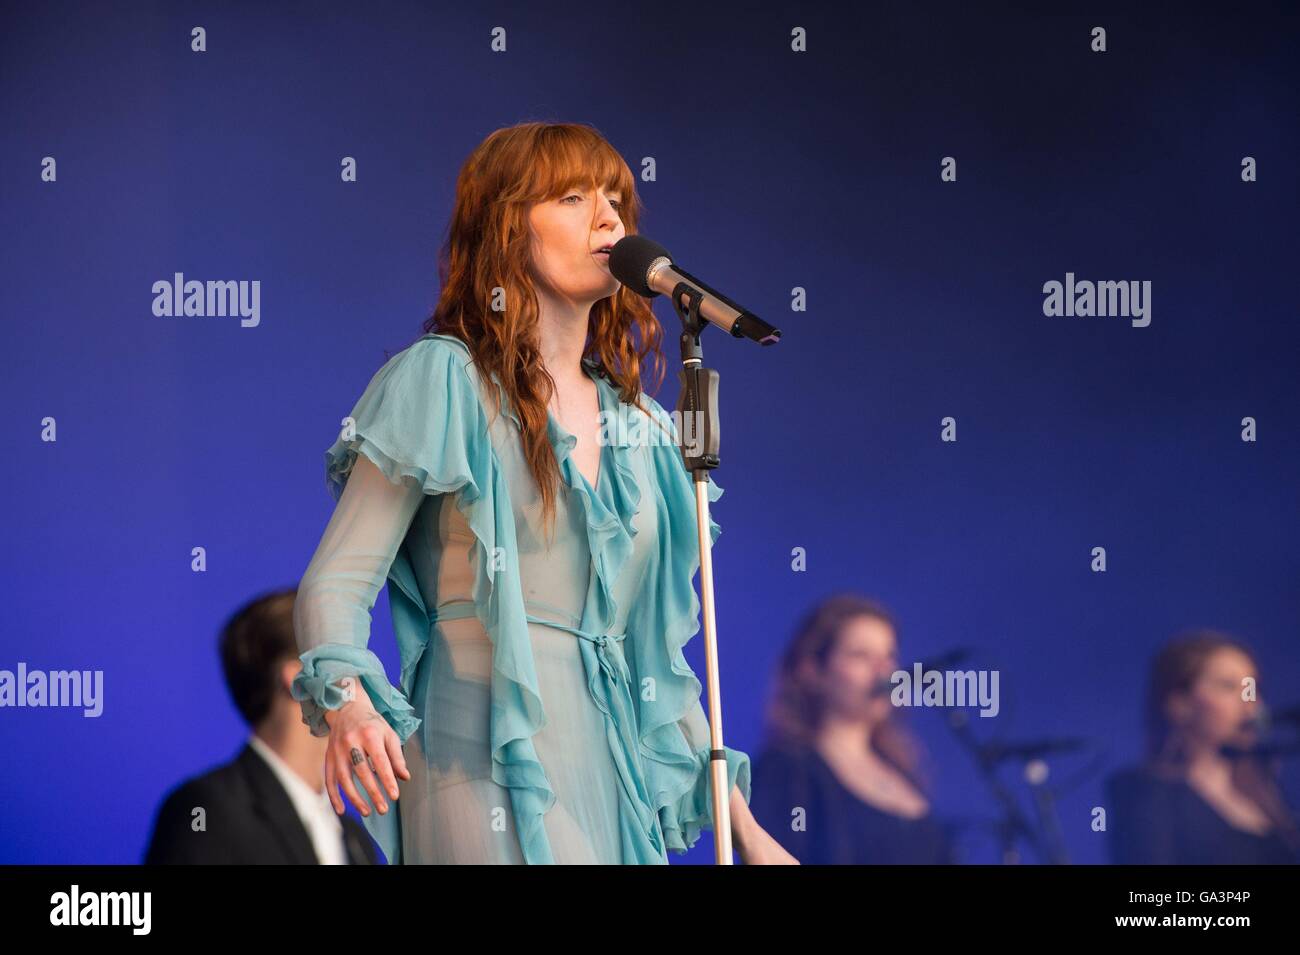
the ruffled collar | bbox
[495,361,643,631]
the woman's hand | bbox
[322,678,411,817]
[730,788,800,864]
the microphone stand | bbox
[945,711,1047,864]
[1025,762,1072,865]
[670,284,733,864]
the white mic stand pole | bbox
[668,284,779,864]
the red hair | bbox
[419,121,670,544]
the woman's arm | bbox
[293,452,425,816]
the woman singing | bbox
[289,121,796,864]
[749,594,954,864]
[1106,630,1300,864]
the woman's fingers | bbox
[366,732,402,802]
[325,709,406,815]
[334,741,372,816]
[383,729,410,785]
[345,728,390,813]
[324,749,344,815]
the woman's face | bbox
[819,615,899,725]
[1169,647,1260,752]
[526,184,625,305]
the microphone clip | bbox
[672,285,721,474]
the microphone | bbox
[1219,703,1300,760]
[1221,740,1300,760]
[1235,702,1300,735]
[1243,705,1271,734]
[607,235,781,346]
[1260,703,1300,729]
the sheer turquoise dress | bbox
[290,333,751,864]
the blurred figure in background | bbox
[1106,629,1299,864]
[145,589,380,864]
[749,594,953,864]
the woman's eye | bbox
[562,193,621,210]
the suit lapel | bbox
[341,818,376,865]
[236,743,321,864]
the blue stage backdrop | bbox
[2,1,1296,865]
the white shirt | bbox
[247,733,348,865]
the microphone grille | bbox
[608,234,671,297]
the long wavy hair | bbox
[418,121,670,544]
[764,593,932,794]
[1145,629,1300,850]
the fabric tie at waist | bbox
[428,600,667,861]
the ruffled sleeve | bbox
[667,697,753,852]
[291,454,424,742]
[290,335,487,745]
[294,332,562,866]
[622,394,752,854]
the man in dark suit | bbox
[145,589,381,864]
